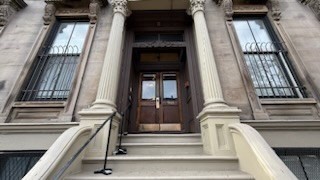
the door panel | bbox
[137,72,181,132]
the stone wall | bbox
[0,0,44,116]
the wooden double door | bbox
[137,72,181,132]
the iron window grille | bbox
[233,16,306,98]
[0,151,45,180]
[19,21,89,101]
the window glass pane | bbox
[160,34,184,42]
[244,54,294,97]
[142,74,156,100]
[234,19,273,51]
[69,22,89,53]
[163,74,177,99]
[135,34,158,42]
[51,22,75,50]
[233,20,255,51]
[248,19,272,43]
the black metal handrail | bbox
[53,112,117,179]
[114,101,132,155]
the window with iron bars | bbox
[233,16,306,98]
[19,20,89,101]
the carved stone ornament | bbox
[213,0,223,6]
[299,0,320,20]
[43,2,56,25]
[111,0,131,17]
[132,41,186,48]
[268,0,281,20]
[0,0,26,27]
[222,0,233,21]
[89,0,101,23]
[189,0,206,16]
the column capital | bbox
[111,0,131,17]
[189,0,206,16]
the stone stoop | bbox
[64,134,254,180]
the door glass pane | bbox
[163,74,177,99]
[142,74,156,100]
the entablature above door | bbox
[128,0,189,11]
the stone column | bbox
[79,0,130,157]
[189,0,240,156]
[91,0,131,110]
[190,0,227,109]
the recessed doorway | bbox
[137,72,181,132]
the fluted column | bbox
[190,0,227,109]
[190,0,240,156]
[91,0,131,110]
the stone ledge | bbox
[260,98,317,105]
[12,101,66,108]
[0,122,79,133]
[241,120,320,130]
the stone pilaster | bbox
[190,0,240,156]
[79,0,130,157]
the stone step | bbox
[117,142,203,155]
[65,170,254,180]
[82,155,239,172]
[119,133,201,144]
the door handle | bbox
[156,97,160,109]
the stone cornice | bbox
[213,0,281,21]
[189,0,206,16]
[111,0,131,17]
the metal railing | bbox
[114,102,132,155]
[53,112,117,179]
[19,45,80,101]
[53,102,132,179]
[244,42,306,98]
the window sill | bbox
[260,98,317,105]
[13,101,66,108]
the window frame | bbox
[232,15,306,99]
[18,19,90,102]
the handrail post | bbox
[94,116,114,175]
[114,103,131,155]
[53,112,117,179]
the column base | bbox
[79,108,121,158]
[90,99,117,111]
[197,106,241,156]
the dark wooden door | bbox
[137,72,181,132]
